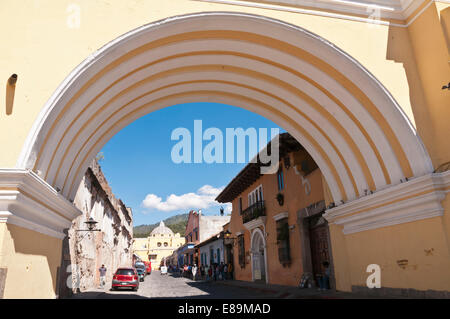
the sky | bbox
[99,102,284,226]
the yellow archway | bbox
[17,12,432,207]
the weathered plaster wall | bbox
[198,237,225,265]
[0,224,62,298]
[199,215,231,242]
[67,160,133,293]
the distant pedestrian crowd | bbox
[173,261,234,281]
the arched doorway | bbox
[251,228,267,283]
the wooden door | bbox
[309,220,330,285]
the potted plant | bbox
[276,192,284,206]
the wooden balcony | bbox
[242,201,266,224]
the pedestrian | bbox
[214,263,219,281]
[207,265,212,281]
[192,264,200,280]
[220,262,225,280]
[200,265,205,280]
[98,264,107,289]
[318,261,330,291]
[227,262,233,280]
[223,263,228,280]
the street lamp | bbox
[224,230,237,246]
[76,217,100,232]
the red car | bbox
[111,268,139,291]
[144,261,152,274]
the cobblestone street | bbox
[72,271,275,299]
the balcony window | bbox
[248,185,263,206]
[242,200,266,224]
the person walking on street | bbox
[192,264,198,281]
[215,263,220,281]
[219,262,224,280]
[200,265,205,280]
[98,264,107,289]
[223,263,228,280]
[318,261,330,291]
[207,265,212,281]
[227,262,233,280]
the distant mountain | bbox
[133,213,189,238]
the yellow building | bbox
[132,221,184,270]
[0,0,449,298]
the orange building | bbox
[217,133,331,287]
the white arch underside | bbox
[17,12,433,205]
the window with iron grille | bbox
[276,218,291,266]
[238,235,245,268]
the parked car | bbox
[143,261,152,274]
[135,261,145,270]
[136,267,146,282]
[135,262,146,275]
[111,268,139,291]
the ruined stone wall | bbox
[68,160,133,293]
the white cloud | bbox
[141,185,231,214]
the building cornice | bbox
[193,0,448,27]
[0,169,82,239]
[324,171,450,234]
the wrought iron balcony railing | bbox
[242,200,266,224]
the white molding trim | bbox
[0,169,82,239]
[273,211,289,221]
[193,0,443,27]
[324,171,450,234]
[244,216,267,231]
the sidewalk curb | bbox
[212,280,344,299]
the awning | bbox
[178,242,195,254]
